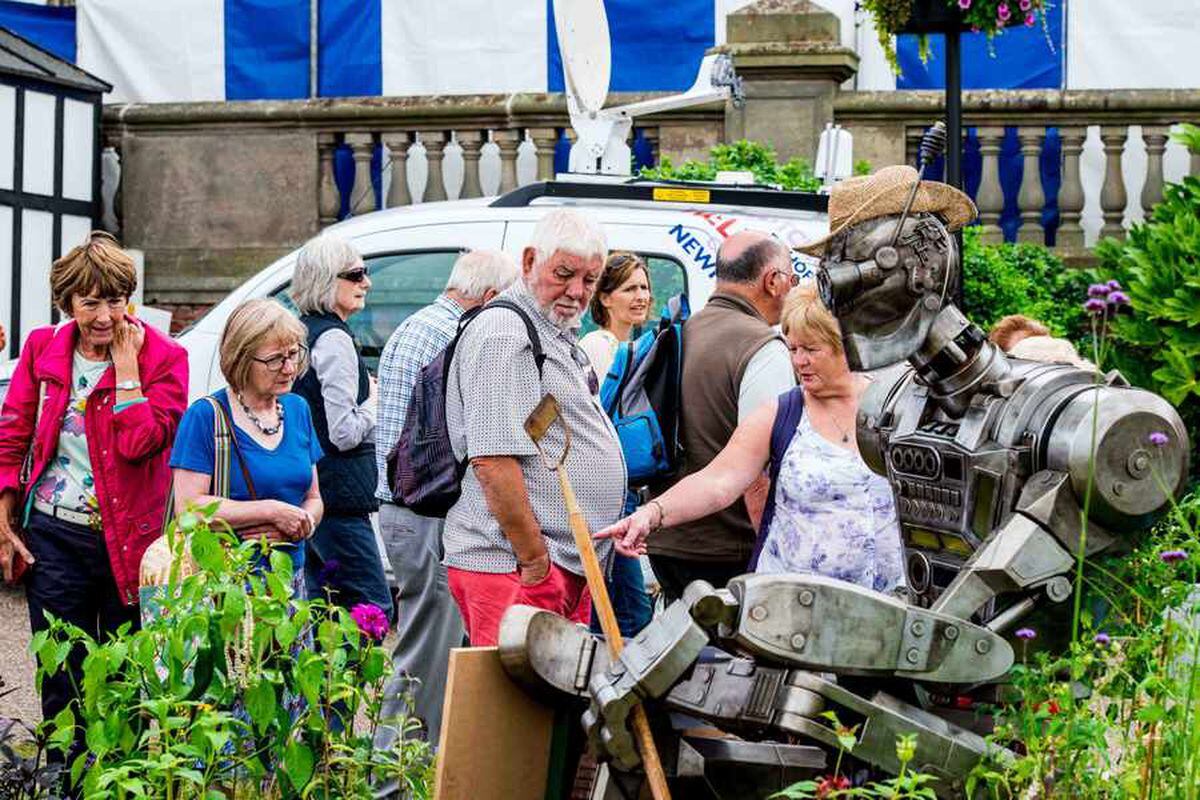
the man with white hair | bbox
[373,249,520,755]
[443,208,627,647]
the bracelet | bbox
[646,499,666,533]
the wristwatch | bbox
[114,379,141,391]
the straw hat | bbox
[797,165,977,255]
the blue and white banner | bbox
[8,1,1198,103]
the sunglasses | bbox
[337,265,370,284]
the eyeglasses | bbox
[569,340,601,395]
[775,268,800,288]
[337,266,370,283]
[252,345,307,372]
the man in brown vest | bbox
[648,231,797,600]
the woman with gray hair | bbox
[289,235,392,619]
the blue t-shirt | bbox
[170,389,325,569]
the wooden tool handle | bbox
[557,468,673,800]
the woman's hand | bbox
[595,504,658,558]
[110,317,145,372]
[235,523,292,544]
[0,493,34,582]
[265,500,315,542]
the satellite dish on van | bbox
[554,0,610,116]
[551,0,743,178]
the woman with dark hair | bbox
[579,251,652,382]
[0,231,188,743]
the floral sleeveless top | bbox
[756,412,907,594]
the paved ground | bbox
[0,585,39,726]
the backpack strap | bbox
[445,298,546,383]
[748,387,805,571]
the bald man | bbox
[647,231,796,600]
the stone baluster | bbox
[494,129,522,192]
[643,126,660,167]
[529,127,558,181]
[975,126,1005,244]
[1015,126,1046,244]
[1099,126,1128,240]
[345,133,377,216]
[905,127,923,166]
[1140,125,1169,217]
[100,142,122,235]
[1055,126,1086,249]
[456,130,485,199]
[317,132,340,225]
[384,133,412,208]
[422,131,449,203]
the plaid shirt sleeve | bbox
[374,300,461,501]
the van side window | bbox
[273,250,462,372]
[579,254,687,335]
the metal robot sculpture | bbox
[497,138,1191,798]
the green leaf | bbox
[275,618,298,649]
[245,679,277,734]
[190,525,223,573]
[362,647,387,683]
[283,740,315,790]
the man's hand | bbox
[517,551,551,586]
[0,493,34,582]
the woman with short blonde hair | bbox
[599,282,906,596]
[171,297,325,586]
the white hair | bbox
[290,235,361,315]
[528,208,608,267]
[444,249,521,300]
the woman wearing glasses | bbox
[171,298,324,579]
[288,236,392,619]
[0,232,188,749]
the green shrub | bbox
[1091,123,1200,472]
[961,226,1092,349]
[639,139,823,192]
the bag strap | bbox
[207,396,258,501]
[748,387,805,571]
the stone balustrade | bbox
[835,89,1200,253]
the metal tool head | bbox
[524,393,570,470]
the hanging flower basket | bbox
[863,0,1048,72]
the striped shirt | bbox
[374,293,466,502]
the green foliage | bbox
[961,226,1093,347]
[639,139,824,192]
[1091,123,1200,470]
[32,510,434,800]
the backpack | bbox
[600,294,689,484]
[387,300,544,518]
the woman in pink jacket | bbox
[0,231,187,744]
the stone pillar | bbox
[643,126,661,167]
[1015,126,1046,244]
[494,129,522,193]
[384,132,412,208]
[317,132,340,225]
[1056,126,1086,249]
[974,127,1005,244]
[1099,126,1128,240]
[345,133,376,216]
[1140,125,1169,217]
[457,130,486,198]
[529,127,558,181]
[722,0,858,163]
[422,131,448,203]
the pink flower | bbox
[1024,12,1036,26]
[958,0,971,8]
[350,603,389,641]
[997,3,1011,21]
[1019,0,1031,10]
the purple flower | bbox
[1107,291,1130,307]
[997,3,1011,21]
[1148,431,1170,448]
[1088,283,1111,298]
[1015,627,1037,640]
[1160,549,1188,564]
[1106,279,1122,292]
[1084,298,1107,315]
[1094,632,1111,646]
[317,558,342,587]
[350,603,390,641]
[1018,0,1031,10]
[958,0,971,8]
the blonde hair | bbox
[989,314,1050,351]
[589,251,652,329]
[50,231,138,314]
[219,298,308,392]
[781,281,843,354]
